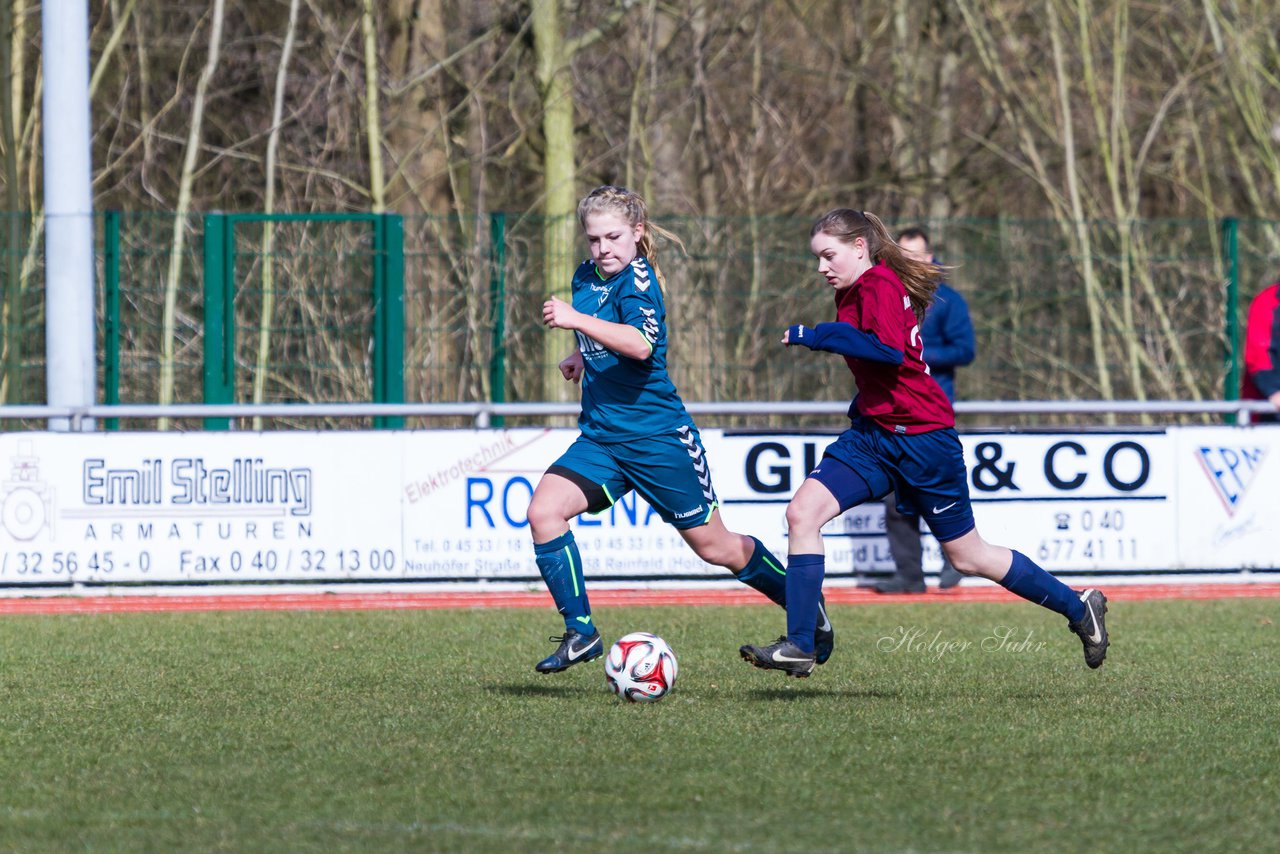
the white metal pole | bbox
[41,0,96,431]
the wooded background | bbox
[1,0,1278,423]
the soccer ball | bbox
[603,632,678,703]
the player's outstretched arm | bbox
[784,322,903,365]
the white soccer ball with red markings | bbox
[604,632,678,703]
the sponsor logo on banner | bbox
[0,432,408,586]
[954,434,1169,570]
[1193,444,1266,515]
[0,440,55,541]
[966,436,1160,499]
[0,442,316,545]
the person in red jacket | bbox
[1243,282,1280,422]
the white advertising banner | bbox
[401,429,573,579]
[1174,426,1279,569]
[0,426,1276,586]
[708,433,894,575]
[0,432,403,584]
[960,431,1175,571]
[708,431,1182,574]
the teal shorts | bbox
[548,424,719,529]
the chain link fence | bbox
[1,211,1277,430]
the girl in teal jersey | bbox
[527,185,832,674]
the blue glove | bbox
[786,324,813,347]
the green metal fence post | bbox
[373,214,405,429]
[489,212,507,428]
[222,217,236,418]
[202,213,232,430]
[1222,216,1240,410]
[103,210,121,430]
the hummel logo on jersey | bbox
[590,282,613,306]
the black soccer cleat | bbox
[534,629,603,673]
[1068,588,1109,669]
[814,598,835,665]
[739,636,816,678]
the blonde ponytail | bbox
[578,185,685,288]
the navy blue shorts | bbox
[815,415,975,542]
[547,424,718,530]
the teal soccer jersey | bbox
[571,256,689,442]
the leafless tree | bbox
[0,0,1273,416]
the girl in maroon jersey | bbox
[740,209,1109,677]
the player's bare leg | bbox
[941,529,1109,668]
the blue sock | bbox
[534,531,595,636]
[1000,550,1084,621]
[784,554,825,653]
[736,536,787,608]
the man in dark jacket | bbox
[875,228,975,593]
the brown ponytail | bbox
[809,208,944,323]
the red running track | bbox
[1,582,1278,615]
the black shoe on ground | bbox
[814,598,835,665]
[739,636,816,678]
[1068,588,1109,669]
[534,628,603,673]
[938,564,963,590]
[873,576,927,594]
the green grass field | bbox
[1,597,1276,852]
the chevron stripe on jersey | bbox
[639,306,659,345]
[677,425,716,503]
[631,257,652,292]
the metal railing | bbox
[1,400,1275,431]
